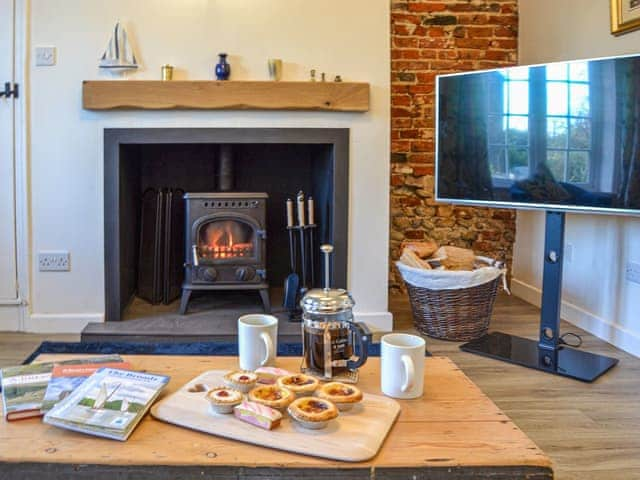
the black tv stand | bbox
[460,211,619,382]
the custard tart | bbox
[276,374,319,397]
[206,386,244,414]
[247,385,295,411]
[287,397,339,430]
[316,382,363,411]
[223,370,258,393]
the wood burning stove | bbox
[179,192,270,314]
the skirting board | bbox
[0,305,22,331]
[511,278,640,358]
[24,313,104,333]
[354,311,393,332]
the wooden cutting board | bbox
[151,370,401,462]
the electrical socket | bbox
[626,261,640,285]
[38,251,70,271]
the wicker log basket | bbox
[396,242,506,342]
[404,276,501,341]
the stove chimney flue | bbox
[218,144,234,192]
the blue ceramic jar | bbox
[215,53,230,80]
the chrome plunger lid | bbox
[301,245,355,315]
[301,287,355,314]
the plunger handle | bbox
[321,244,333,291]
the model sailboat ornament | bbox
[99,22,138,72]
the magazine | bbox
[44,368,170,441]
[1,362,55,420]
[1,355,123,421]
[41,361,131,412]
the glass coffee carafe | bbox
[301,245,369,383]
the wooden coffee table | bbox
[0,355,553,479]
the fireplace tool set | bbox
[283,191,317,320]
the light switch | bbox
[35,46,56,66]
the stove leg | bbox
[179,289,192,315]
[259,288,271,314]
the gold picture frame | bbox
[611,0,640,35]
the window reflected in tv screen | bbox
[436,54,640,214]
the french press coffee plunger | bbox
[300,245,370,383]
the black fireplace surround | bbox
[104,128,349,322]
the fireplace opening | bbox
[104,128,348,323]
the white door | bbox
[0,0,18,301]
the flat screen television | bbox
[436,53,640,217]
[434,54,640,381]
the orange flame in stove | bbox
[206,221,235,248]
[201,221,253,259]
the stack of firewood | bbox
[399,240,479,271]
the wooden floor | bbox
[392,294,640,480]
[1,294,639,479]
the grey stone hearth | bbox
[82,290,302,344]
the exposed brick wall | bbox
[390,0,519,292]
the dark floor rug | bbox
[24,340,430,364]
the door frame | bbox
[1,0,30,329]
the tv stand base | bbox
[461,332,619,382]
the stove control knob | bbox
[202,267,217,282]
[235,267,255,281]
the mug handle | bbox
[401,354,415,392]
[260,332,274,366]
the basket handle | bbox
[475,255,503,267]
[475,256,510,294]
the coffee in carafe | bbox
[301,245,369,382]
[303,308,354,376]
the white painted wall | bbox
[515,0,640,357]
[21,0,391,332]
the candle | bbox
[297,191,306,226]
[308,196,315,225]
[286,198,294,227]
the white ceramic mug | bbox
[238,314,278,371]
[381,333,425,399]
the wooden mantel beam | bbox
[82,80,370,112]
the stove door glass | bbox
[197,219,256,262]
